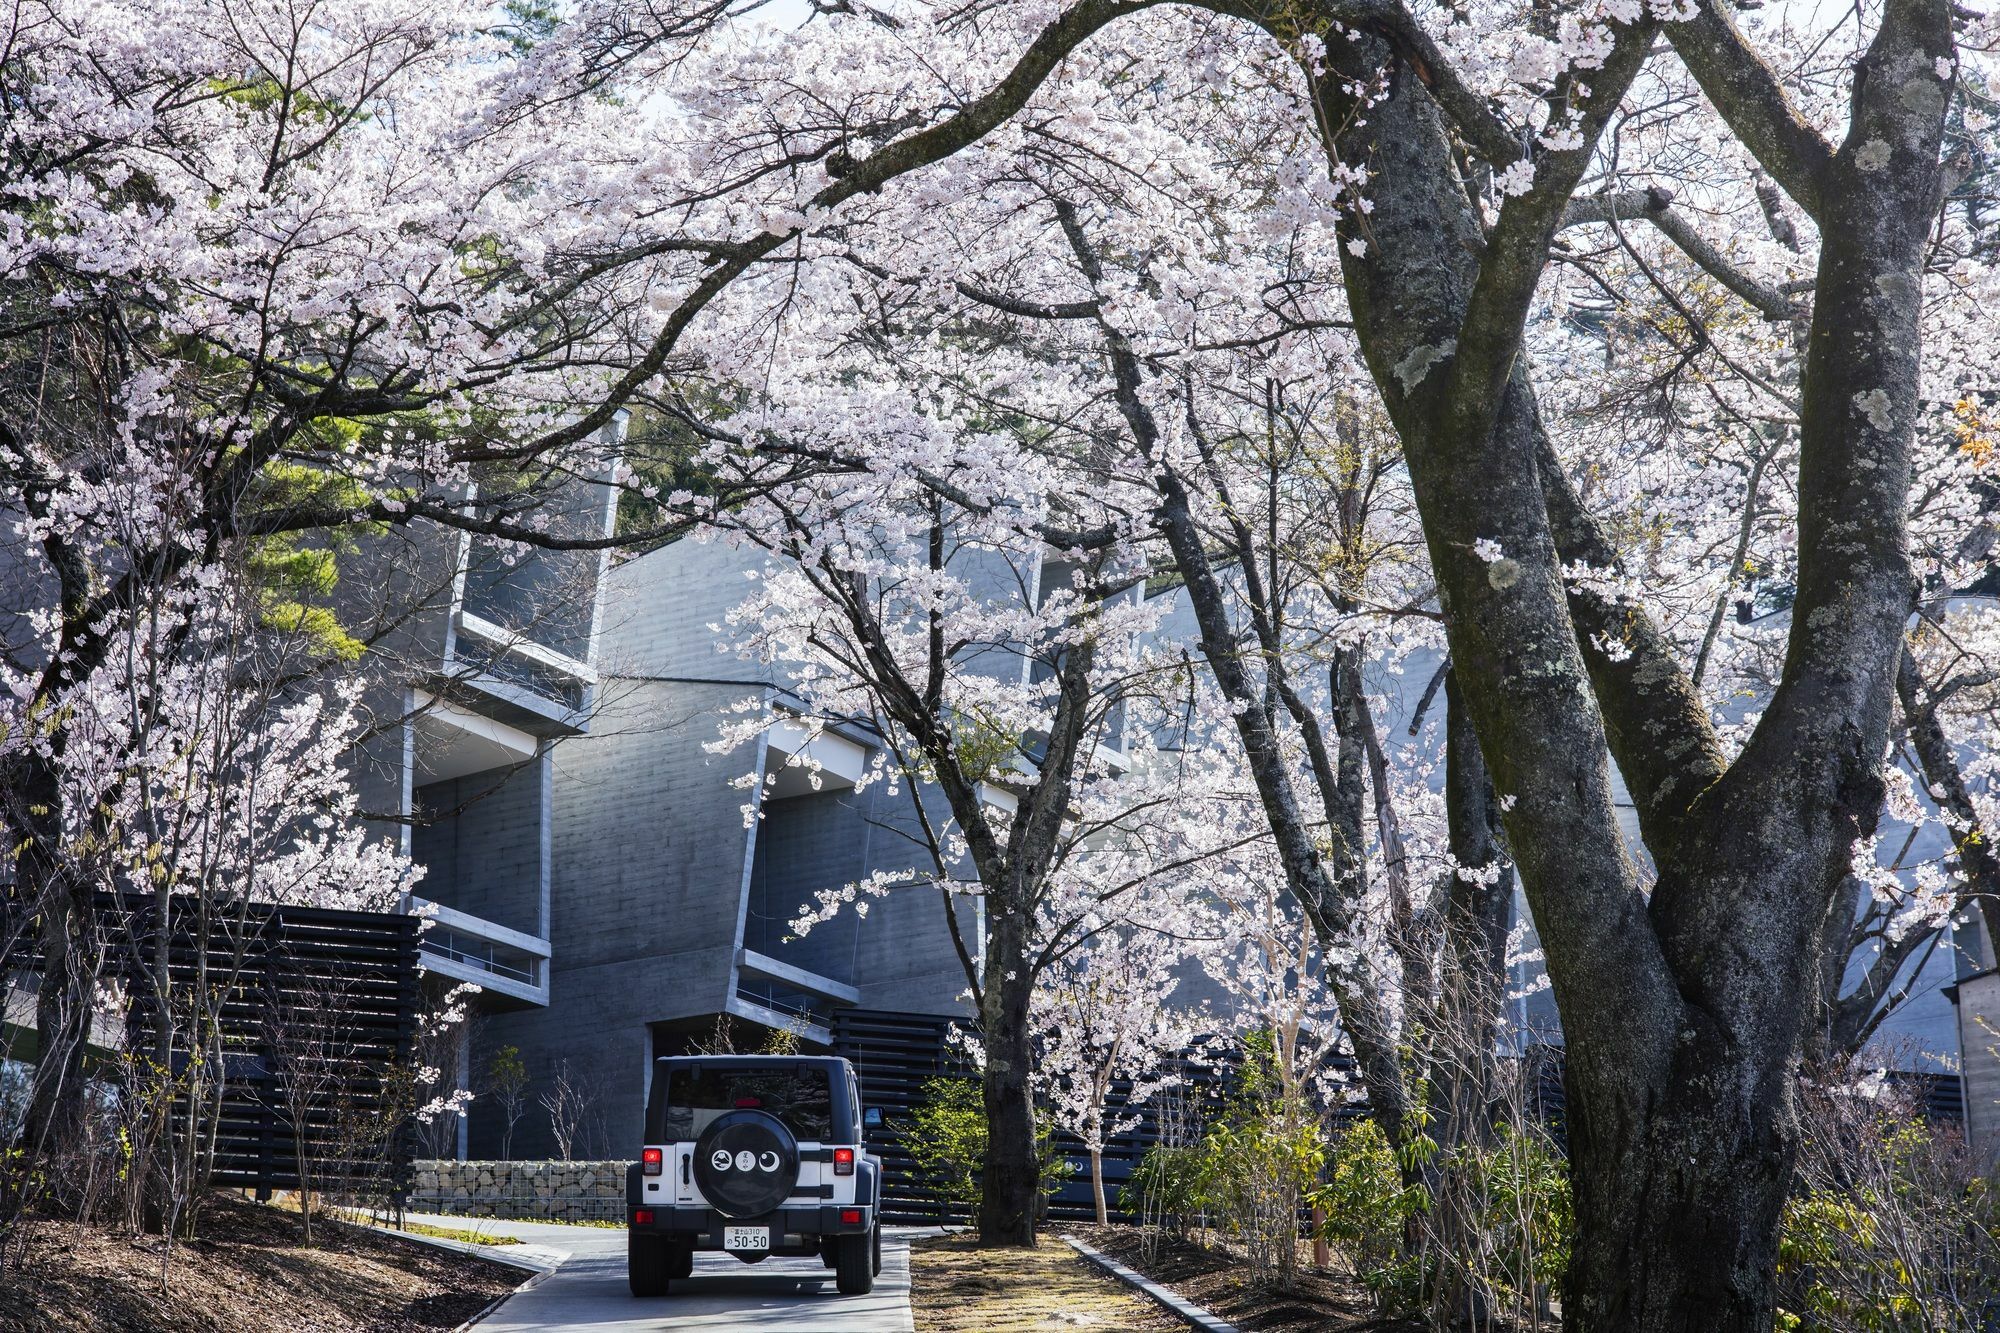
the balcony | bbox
[414,898,551,1007]
[435,611,597,738]
[763,716,869,798]
[728,948,861,1047]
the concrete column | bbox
[456,1028,471,1162]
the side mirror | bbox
[863,1106,884,1129]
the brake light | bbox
[642,1147,663,1176]
[634,1209,655,1225]
[840,1208,862,1225]
[833,1147,855,1176]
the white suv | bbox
[626,1054,883,1297]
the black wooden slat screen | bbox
[11,892,422,1201]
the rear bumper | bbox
[628,1203,874,1243]
[626,1158,879,1247]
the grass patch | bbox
[394,1220,523,1246]
[910,1230,1180,1332]
[267,1198,523,1245]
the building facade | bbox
[447,534,982,1158]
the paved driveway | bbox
[394,1214,916,1332]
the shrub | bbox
[1128,1031,1328,1282]
[908,1077,987,1218]
[1121,1140,1207,1234]
[1777,1087,1999,1333]
[904,1076,1072,1224]
[1315,1118,1423,1301]
[1452,1122,1571,1315]
[1198,1103,1325,1278]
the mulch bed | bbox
[911,1229,1182,1332]
[0,1191,521,1333]
[1068,1225,1420,1333]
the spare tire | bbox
[693,1109,800,1219]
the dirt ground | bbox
[910,1229,1182,1332]
[1069,1225,1421,1333]
[0,1192,522,1333]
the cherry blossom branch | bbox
[1562,187,1804,320]
[1665,0,1839,217]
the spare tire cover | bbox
[693,1109,800,1219]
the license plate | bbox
[723,1226,770,1251]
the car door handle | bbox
[681,1153,691,1186]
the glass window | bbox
[656,1066,834,1142]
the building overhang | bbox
[763,717,871,798]
[738,947,862,1007]
[410,690,541,783]
[413,897,551,1008]
[724,994,832,1048]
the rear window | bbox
[655,1066,835,1142]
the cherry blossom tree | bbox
[7,0,1996,1321]
[0,0,760,1156]
[601,0,1978,1318]
[1028,832,1232,1225]
[707,426,1262,1241]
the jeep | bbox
[626,1054,884,1297]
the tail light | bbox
[642,1147,663,1176]
[634,1208,655,1225]
[840,1208,862,1225]
[832,1147,855,1176]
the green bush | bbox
[1455,1122,1572,1308]
[1315,1118,1423,1296]
[1777,1104,1999,1332]
[1120,1140,1207,1232]
[1197,1104,1326,1276]
[904,1076,1072,1222]
[906,1077,986,1214]
[1119,1031,1334,1280]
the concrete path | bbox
[390,1213,917,1332]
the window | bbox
[654,1066,835,1142]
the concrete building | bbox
[345,448,621,1012]
[450,534,990,1159]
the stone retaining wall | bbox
[409,1159,628,1222]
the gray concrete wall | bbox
[412,757,548,939]
[464,537,778,1158]
[593,537,778,686]
[466,535,986,1157]
[469,674,759,1158]
[0,507,52,674]
[745,783,976,1015]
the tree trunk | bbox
[1289,0,1949,1319]
[18,746,97,1160]
[1423,675,1512,1328]
[1433,672,1512,1150]
[978,931,1040,1246]
[1090,1148,1107,1226]
[1563,1046,1794,1333]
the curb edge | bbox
[1059,1233,1243,1333]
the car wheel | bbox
[871,1222,883,1277]
[628,1233,671,1297]
[834,1230,875,1295]
[668,1243,694,1279]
